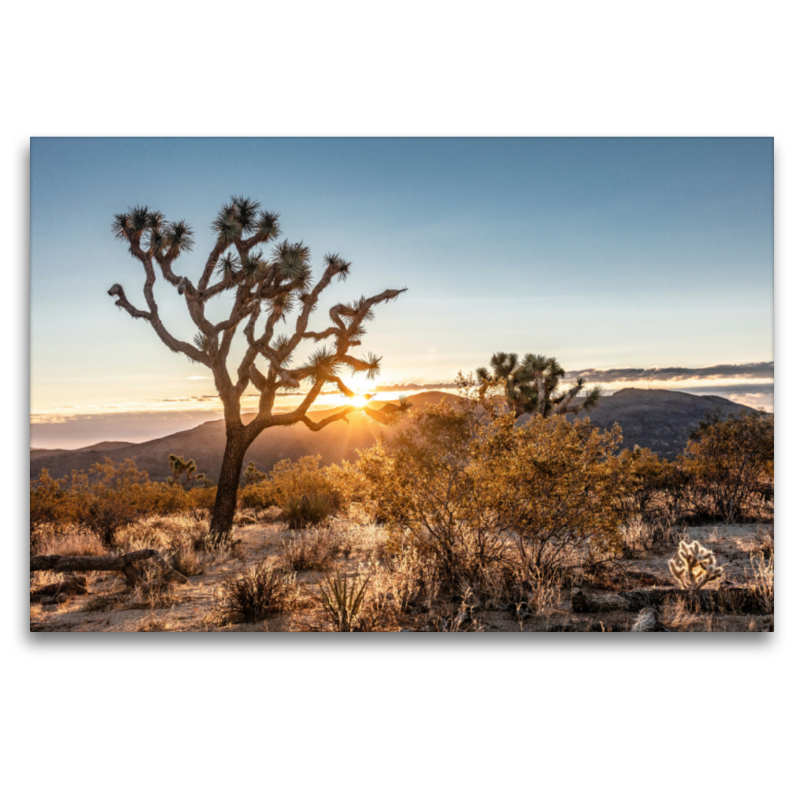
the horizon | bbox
[31,383,772,450]
[31,138,773,449]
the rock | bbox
[631,607,670,632]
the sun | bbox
[350,394,370,408]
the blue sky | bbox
[30,137,773,446]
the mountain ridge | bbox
[30,389,763,482]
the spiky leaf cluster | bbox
[111,205,195,257]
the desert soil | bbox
[30,519,773,633]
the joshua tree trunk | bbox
[207,425,252,548]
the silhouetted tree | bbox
[476,352,602,418]
[109,197,406,547]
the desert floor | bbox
[30,516,774,633]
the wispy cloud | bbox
[564,361,773,383]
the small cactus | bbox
[669,540,724,590]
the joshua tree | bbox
[109,197,406,547]
[476,352,602,418]
[167,454,204,488]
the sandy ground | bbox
[29,519,773,633]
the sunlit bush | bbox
[354,401,631,582]
[30,459,199,547]
[680,410,774,522]
[30,468,66,534]
[239,455,340,525]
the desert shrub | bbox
[30,460,198,547]
[167,546,208,577]
[619,514,680,555]
[483,415,631,570]
[217,561,295,623]
[268,455,336,505]
[280,527,337,571]
[315,570,371,631]
[239,455,341,521]
[185,485,217,514]
[238,481,273,511]
[64,460,157,546]
[615,447,674,519]
[753,527,774,558]
[356,401,631,584]
[356,547,442,630]
[284,493,336,529]
[29,469,67,534]
[324,460,370,514]
[356,402,509,584]
[680,410,774,523]
[746,550,774,614]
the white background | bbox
[3,2,795,798]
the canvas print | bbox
[29,138,774,632]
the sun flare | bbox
[350,394,369,408]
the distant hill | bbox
[573,388,764,458]
[28,393,454,482]
[30,441,134,462]
[29,388,762,481]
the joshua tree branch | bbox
[298,407,357,431]
[107,284,151,320]
[107,284,209,364]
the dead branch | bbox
[30,549,188,586]
[572,587,767,616]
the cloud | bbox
[374,382,459,392]
[564,361,774,383]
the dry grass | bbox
[746,550,774,614]
[30,512,773,633]
[215,560,297,624]
[135,614,170,632]
[280,526,338,572]
[118,513,206,552]
[660,596,699,630]
[31,527,107,558]
[168,546,210,577]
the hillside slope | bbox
[574,388,762,458]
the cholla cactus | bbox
[669,540,724,589]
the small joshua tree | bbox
[168,454,204,489]
[109,196,406,547]
[476,352,602,418]
[669,540,725,589]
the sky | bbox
[30,137,774,448]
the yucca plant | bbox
[316,570,371,631]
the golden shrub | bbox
[354,401,632,579]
